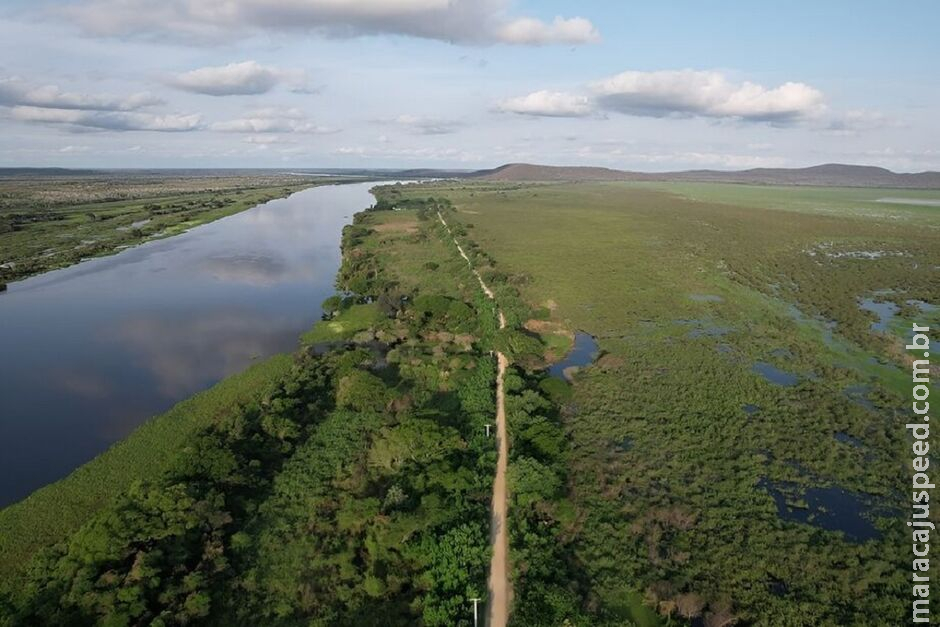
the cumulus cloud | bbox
[0,76,162,111]
[592,70,826,124]
[11,106,201,132]
[59,0,600,46]
[169,61,280,96]
[497,16,599,45]
[1,75,199,132]
[210,107,335,133]
[498,70,830,126]
[167,61,317,96]
[496,90,592,117]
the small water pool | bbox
[752,362,799,386]
[548,331,599,380]
[761,479,881,543]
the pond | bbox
[0,181,381,507]
[760,479,881,543]
[858,298,900,332]
[548,331,599,380]
[752,361,799,386]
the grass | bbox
[379,179,938,625]
[301,303,385,343]
[631,180,940,220]
[0,353,291,593]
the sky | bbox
[0,0,938,171]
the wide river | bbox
[0,181,379,507]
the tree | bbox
[336,370,391,412]
[508,456,561,508]
[368,418,464,471]
[676,592,706,620]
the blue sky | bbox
[1,0,937,171]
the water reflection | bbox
[0,182,378,506]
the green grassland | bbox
[302,303,386,344]
[633,180,940,220]
[0,174,341,285]
[377,180,940,625]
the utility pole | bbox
[469,597,481,627]
[484,424,492,438]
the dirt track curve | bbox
[437,212,511,627]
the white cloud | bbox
[496,90,592,117]
[59,0,600,46]
[210,107,335,133]
[497,16,599,45]
[169,61,283,96]
[0,74,197,133]
[11,106,201,132]
[592,70,826,124]
[498,70,830,126]
[0,76,162,111]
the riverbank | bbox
[0,183,383,507]
[0,174,349,285]
[0,354,291,592]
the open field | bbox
[0,173,344,285]
[377,180,940,625]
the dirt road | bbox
[437,212,511,627]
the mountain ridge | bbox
[472,162,940,189]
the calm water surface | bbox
[0,182,379,507]
[548,331,599,379]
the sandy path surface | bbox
[437,212,511,627]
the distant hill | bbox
[472,162,940,189]
[473,163,648,182]
[0,167,103,177]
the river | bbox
[0,181,379,507]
